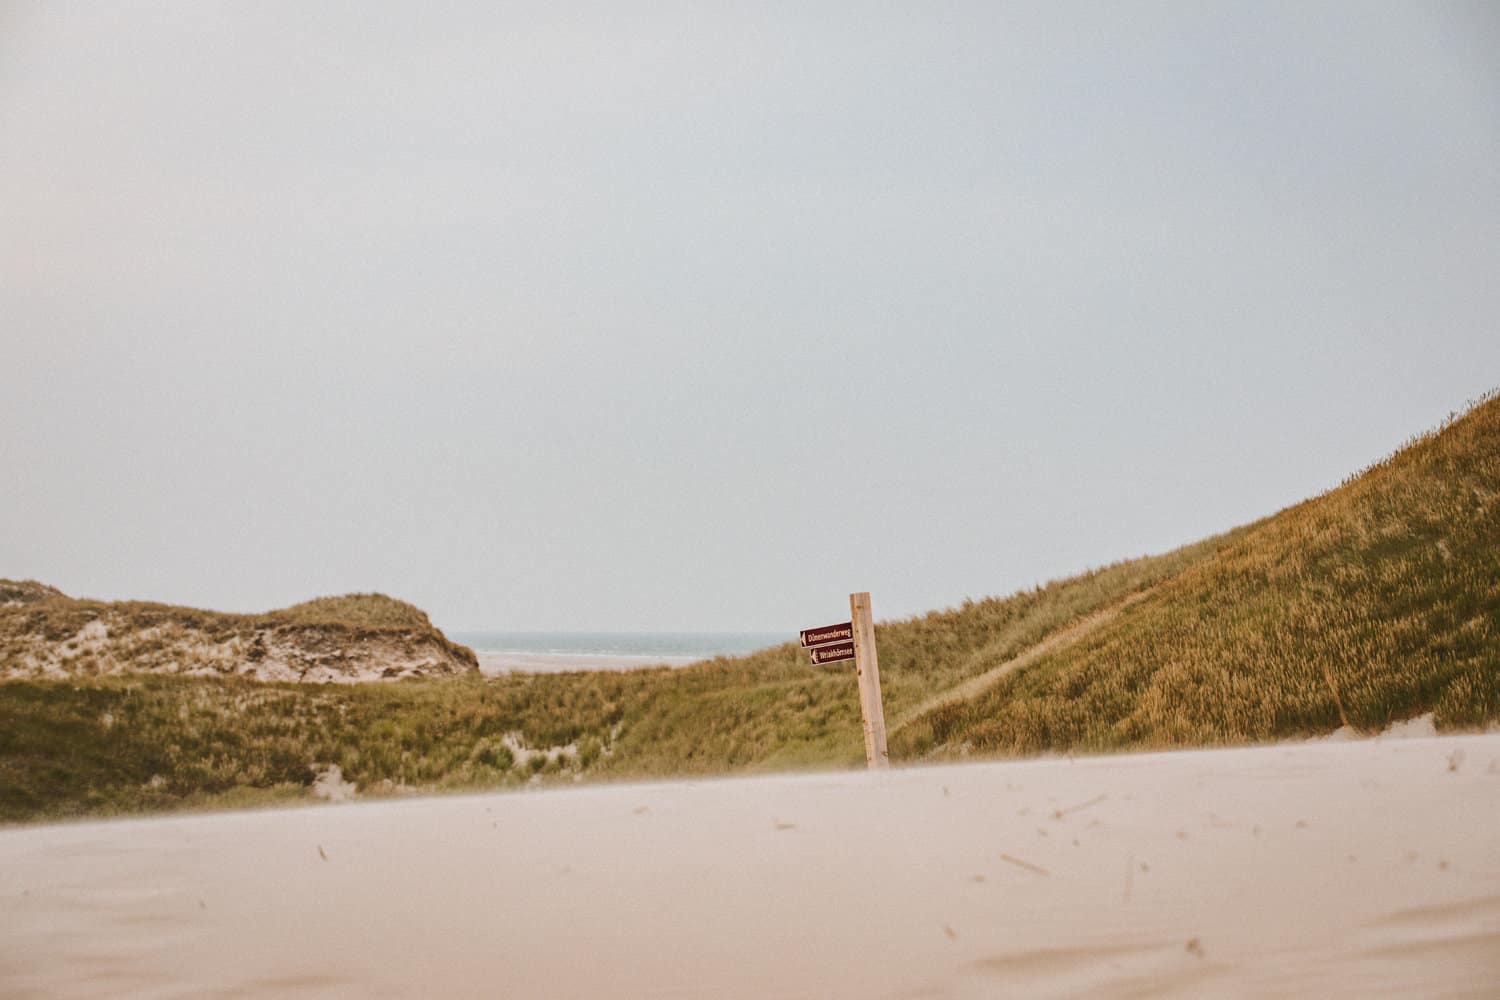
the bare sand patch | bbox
[2,733,1497,998]
[1313,711,1441,743]
[309,765,357,803]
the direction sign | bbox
[800,621,853,648]
[808,640,856,665]
[798,594,887,768]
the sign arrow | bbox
[800,622,853,648]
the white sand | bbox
[2,733,1498,998]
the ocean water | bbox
[447,631,787,674]
[450,631,786,658]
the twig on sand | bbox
[1052,793,1107,820]
[1000,853,1050,876]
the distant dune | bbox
[0,586,477,683]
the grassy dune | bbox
[0,541,1233,821]
[2,393,1496,822]
[894,392,1500,758]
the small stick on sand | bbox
[1000,853,1050,876]
[1052,794,1107,820]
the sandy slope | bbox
[2,734,1498,999]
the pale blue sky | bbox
[3,2,1497,631]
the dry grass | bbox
[895,391,1500,759]
[273,594,435,629]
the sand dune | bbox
[3,733,1498,998]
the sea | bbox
[447,631,787,675]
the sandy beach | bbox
[2,732,1497,998]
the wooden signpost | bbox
[800,592,889,770]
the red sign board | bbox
[809,640,856,665]
[800,622,853,648]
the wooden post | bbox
[850,592,889,769]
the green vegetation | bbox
[0,540,1233,822]
[2,392,1497,823]
[0,672,615,819]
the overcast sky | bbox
[3,2,1498,632]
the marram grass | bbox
[895,392,1500,758]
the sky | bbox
[2,2,1498,633]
